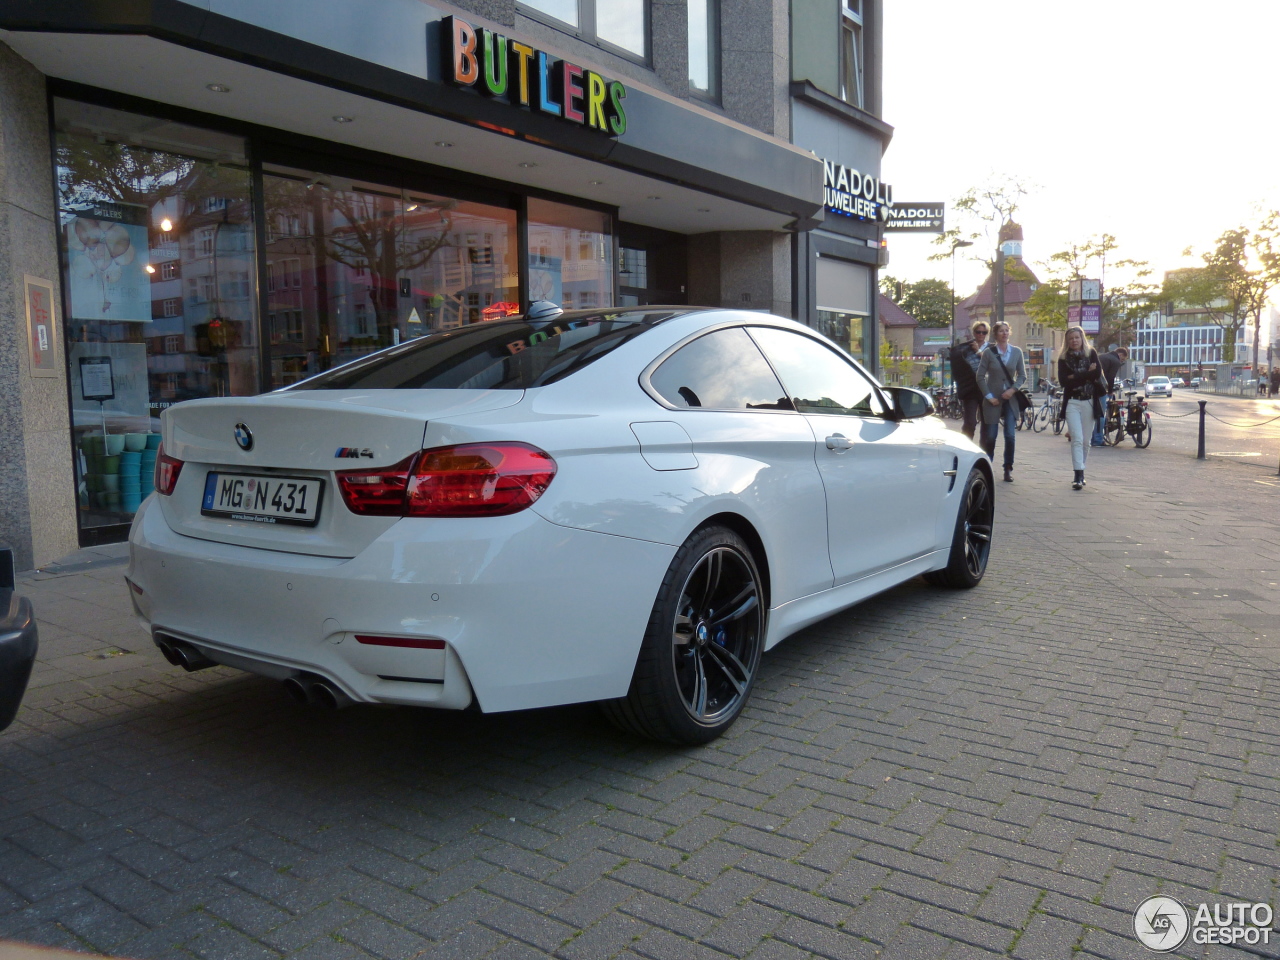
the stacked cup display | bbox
[140,434,159,498]
[119,434,148,515]
[81,434,123,512]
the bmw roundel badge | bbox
[233,422,253,451]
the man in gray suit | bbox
[976,320,1026,482]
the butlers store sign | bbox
[443,16,628,135]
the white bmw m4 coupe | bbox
[127,308,994,743]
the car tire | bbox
[601,525,764,745]
[923,467,993,590]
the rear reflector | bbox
[155,444,184,496]
[355,635,446,650]
[337,442,556,518]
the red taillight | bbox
[155,444,184,496]
[336,454,415,516]
[337,443,556,518]
[407,442,556,517]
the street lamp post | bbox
[949,240,974,388]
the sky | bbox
[880,1,1280,310]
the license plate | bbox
[202,472,324,526]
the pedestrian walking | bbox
[949,321,988,442]
[976,320,1026,482]
[1091,345,1129,446]
[1057,325,1107,490]
[1270,367,1279,398]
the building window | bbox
[164,335,182,354]
[195,225,216,257]
[840,0,864,108]
[688,0,719,99]
[520,0,647,59]
[162,298,180,317]
[160,261,178,280]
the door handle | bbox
[825,434,853,452]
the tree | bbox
[929,174,1034,269]
[1161,217,1280,365]
[1024,234,1159,346]
[880,275,953,328]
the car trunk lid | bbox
[157,390,522,557]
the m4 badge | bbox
[335,447,374,459]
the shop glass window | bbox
[527,197,613,313]
[262,166,518,389]
[520,0,647,58]
[748,327,886,417]
[54,98,259,533]
[688,0,719,99]
[649,328,791,410]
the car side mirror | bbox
[884,386,935,420]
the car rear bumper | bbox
[128,497,675,712]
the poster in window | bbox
[64,201,152,322]
[23,275,59,377]
[70,343,150,431]
[527,254,563,305]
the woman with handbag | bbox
[1057,325,1107,490]
[976,320,1026,482]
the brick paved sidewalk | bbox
[2,429,1278,960]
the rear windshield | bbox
[288,312,680,391]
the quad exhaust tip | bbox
[283,673,352,710]
[155,636,217,672]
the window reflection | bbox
[528,198,613,312]
[55,99,258,530]
[597,0,646,55]
[263,168,518,388]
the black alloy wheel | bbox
[670,547,760,726]
[601,526,764,744]
[924,467,994,589]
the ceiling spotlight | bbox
[518,161,537,169]
[205,83,231,93]
[434,141,454,148]
[144,264,156,274]
[160,218,173,232]
[406,203,419,212]
[332,115,354,123]
[589,179,604,186]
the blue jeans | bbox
[982,399,1017,470]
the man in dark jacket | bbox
[1092,346,1129,445]
[949,321,989,441]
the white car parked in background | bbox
[127,308,994,743]
[1145,376,1173,398]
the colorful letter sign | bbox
[443,16,627,136]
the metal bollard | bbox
[1197,400,1207,460]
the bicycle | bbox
[1102,390,1151,447]
[1033,388,1062,432]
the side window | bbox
[649,327,792,410]
[748,326,887,417]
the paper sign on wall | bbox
[24,275,59,377]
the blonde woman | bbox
[1056,325,1106,490]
